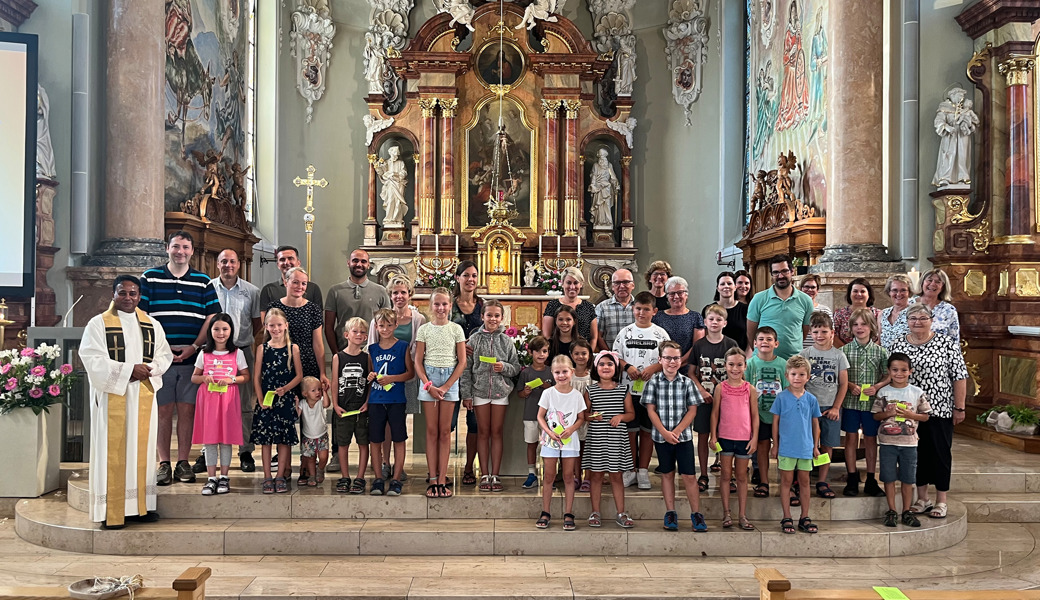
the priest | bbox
[79,275,173,528]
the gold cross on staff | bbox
[293,164,328,273]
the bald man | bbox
[595,268,636,351]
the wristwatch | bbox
[191,343,201,351]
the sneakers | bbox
[192,455,207,473]
[326,454,340,473]
[399,469,408,482]
[201,479,217,496]
[156,462,173,486]
[862,477,885,498]
[240,452,255,473]
[623,470,637,488]
[216,476,230,494]
[522,473,538,489]
[371,479,385,496]
[901,510,921,527]
[883,509,898,527]
[382,463,392,481]
[691,512,708,532]
[174,460,196,483]
[636,469,651,490]
[387,479,402,496]
[663,510,679,531]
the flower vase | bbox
[0,406,62,497]
[546,290,563,296]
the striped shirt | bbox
[140,265,221,347]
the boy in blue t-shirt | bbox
[770,355,821,534]
[367,309,414,496]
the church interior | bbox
[1,0,1040,598]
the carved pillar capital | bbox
[998,56,1035,86]
[541,99,562,119]
[439,98,459,118]
[563,100,582,119]
[418,97,439,118]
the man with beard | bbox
[259,245,324,321]
[746,254,814,360]
[324,249,391,353]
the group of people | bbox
[82,235,968,536]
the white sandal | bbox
[909,498,933,514]
[929,502,948,519]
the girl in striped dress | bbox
[582,351,635,528]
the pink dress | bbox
[718,380,753,441]
[192,350,245,445]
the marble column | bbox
[620,155,634,248]
[541,99,560,236]
[365,155,378,245]
[418,98,438,236]
[439,98,458,236]
[563,100,581,237]
[997,56,1036,242]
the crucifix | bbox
[293,164,329,273]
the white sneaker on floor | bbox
[637,469,651,490]
[622,470,637,487]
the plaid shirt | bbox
[595,296,635,348]
[842,339,889,411]
[641,372,703,443]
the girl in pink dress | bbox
[191,313,250,495]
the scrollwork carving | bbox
[290,0,336,123]
[663,0,708,125]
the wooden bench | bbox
[0,567,210,600]
[756,568,1040,599]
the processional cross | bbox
[293,165,329,273]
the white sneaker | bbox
[326,454,341,473]
[622,470,637,488]
[637,469,651,490]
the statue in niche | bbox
[615,35,637,96]
[363,32,386,95]
[524,260,537,288]
[931,86,979,190]
[375,145,408,226]
[589,148,619,229]
[36,85,57,180]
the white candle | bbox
[455,235,459,255]
[556,236,561,257]
[577,235,581,257]
[416,233,421,254]
[538,236,542,256]
[435,235,440,255]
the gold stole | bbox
[101,306,155,526]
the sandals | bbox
[350,478,366,495]
[909,498,934,514]
[307,475,317,487]
[739,516,755,531]
[780,517,795,534]
[615,512,634,529]
[579,480,591,492]
[588,511,602,527]
[425,484,438,498]
[262,478,275,494]
[929,502,948,519]
[536,511,551,529]
[479,475,492,492]
[790,483,801,506]
[697,475,709,493]
[275,477,288,493]
[710,456,722,473]
[336,478,350,493]
[722,511,733,528]
[563,513,576,531]
[462,471,477,486]
[729,478,738,493]
[298,475,310,487]
[315,468,325,484]
[491,475,503,493]
[815,481,836,499]
[754,483,770,498]
[798,516,818,533]
[202,480,217,496]
[439,483,453,498]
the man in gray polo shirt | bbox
[324,248,391,353]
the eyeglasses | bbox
[612,280,634,286]
[660,356,682,362]
[907,316,931,322]
[771,269,792,276]
[667,290,688,296]
[801,285,818,291]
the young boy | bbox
[516,336,554,489]
[872,352,931,528]
[331,317,372,495]
[770,355,821,534]
[798,311,848,498]
[689,304,738,492]
[614,291,671,490]
[841,308,890,498]
[643,340,706,532]
[367,309,415,496]
[747,326,788,497]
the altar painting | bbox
[464,96,536,230]
[745,0,828,217]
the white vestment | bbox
[80,310,172,523]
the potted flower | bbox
[535,268,563,296]
[977,404,1040,436]
[504,323,543,366]
[415,267,456,290]
[0,343,75,497]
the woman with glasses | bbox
[798,274,830,349]
[652,276,705,365]
[889,304,968,520]
[880,274,914,349]
[646,261,673,311]
[910,269,961,343]
[704,271,749,350]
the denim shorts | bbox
[718,437,753,459]
[418,366,460,402]
[654,440,696,475]
[841,408,881,436]
[818,408,842,448]
[879,444,917,484]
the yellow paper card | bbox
[340,409,361,417]
[262,391,276,407]
[208,383,228,393]
[632,380,645,394]
[895,402,908,423]
[813,453,831,467]
[714,441,723,452]
[552,424,572,445]
[859,390,870,404]
[479,356,497,364]
[383,383,394,391]
[526,378,543,388]
[872,587,910,600]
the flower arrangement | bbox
[535,268,562,294]
[0,344,75,416]
[504,323,542,366]
[415,267,456,289]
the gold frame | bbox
[473,38,527,92]
[1033,32,1040,233]
[461,94,539,233]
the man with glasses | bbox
[746,254,815,360]
[595,268,636,351]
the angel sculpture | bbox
[516,0,560,30]
[440,0,476,31]
[363,114,394,146]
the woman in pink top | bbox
[709,347,760,531]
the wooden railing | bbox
[0,567,210,600]
[756,568,1040,599]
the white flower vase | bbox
[0,406,62,497]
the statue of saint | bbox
[588,148,619,229]
[616,35,637,96]
[524,260,537,288]
[37,85,57,180]
[363,32,385,95]
[375,145,408,225]
[931,86,978,189]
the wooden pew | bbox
[756,568,1040,599]
[0,567,211,600]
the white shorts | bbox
[541,447,580,459]
[524,420,540,444]
[472,396,509,407]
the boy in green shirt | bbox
[747,326,788,498]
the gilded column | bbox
[563,100,581,237]
[418,98,439,236]
[542,99,561,236]
[997,56,1036,242]
[439,98,458,236]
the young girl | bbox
[535,355,587,531]
[461,299,520,493]
[549,306,581,360]
[296,376,330,486]
[582,351,635,528]
[415,287,467,499]
[570,339,593,491]
[252,308,303,494]
[191,313,249,496]
[516,337,553,489]
[709,347,760,530]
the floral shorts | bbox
[300,433,329,458]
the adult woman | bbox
[832,278,882,347]
[706,271,749,350]
[270,267,326,389]
[880,274,914,349]
[653,276,705,364]
[646,261,673,312]
[734,270,754,304]
[799,274,830,349]
[541,267,599,349]
[450,261,482,486]
[890,304,968,520]
[911,268,961,343]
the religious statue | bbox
[589,148,619,229]
[524,260,537,288]
[776,150,798,222]
[517,0,560,30]
[363,114,394,146]
[440,0,476,31]
[36,84,57,180]
[615,35,637,96]
[749,170,768,214]
[775,0,809,131]
[363,31,386,95]
[605,116,637,149]
[374,145,408,226]
[931,86,979,190]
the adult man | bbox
[259,245,324,321]
[205,248,262,473]
[79,276,173,528]
[324,248,390,353]
[139,231,221,485]
[595,268,636,351]
[746,253,815,360]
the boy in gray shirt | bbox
[798,312,848,498]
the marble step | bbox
[961,493,1040,523]
[16,495,968,558]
